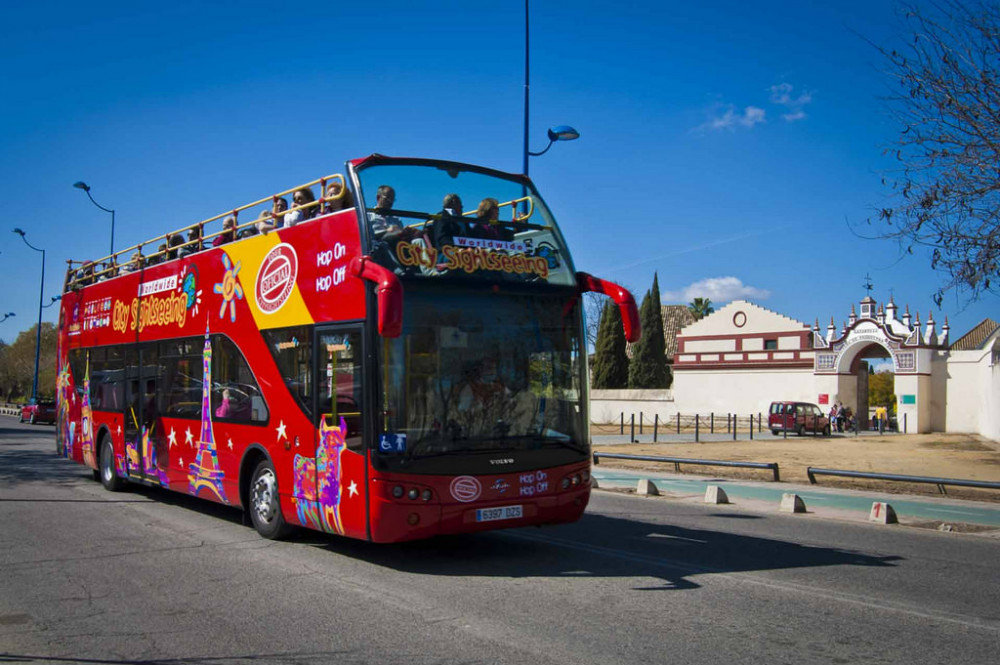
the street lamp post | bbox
[1,312,14,323]
[73,181,116,257]
[42,296,61,309]
[522,1,580,176]
[13,229,44,403]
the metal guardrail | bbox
[806,467,1000,495]
[594,452,780,482]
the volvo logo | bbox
[489,458,515,466]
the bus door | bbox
[313,325,367,539]
[123,345,161,482]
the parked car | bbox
[20,399,56,425]
[768,401,831,436]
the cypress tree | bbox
[628,273,670,389]
[591,300,628,388]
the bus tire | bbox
[99,436,125,492]
[249,459,292,540]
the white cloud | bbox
[769,83,812,122]
[661,277,772,305]
[699,105,766,131]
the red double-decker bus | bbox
[55,155,638,542]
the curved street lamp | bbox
[42,295,62,309]
[13,228,45,403]
[521,1,580,175]
[1,312,14,323]
[528,125,581,158]
[73,181,116,257]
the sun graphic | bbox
[213,254,244,322]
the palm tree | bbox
[688,297,714,321]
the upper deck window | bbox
[355,160,576,287]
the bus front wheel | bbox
[249,459,292,540]
[99,437,125,492]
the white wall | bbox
[671,368,817,416]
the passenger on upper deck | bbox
[179,225,202,257]
[368,185,404,239]
[147,243,167,266]
[77,261,95,287]
[430,193,468,249]
[120,251,143,274]
[167,234,184,261]
[285,188,316,227]
[322,182,354,214]
[213,216,237,247]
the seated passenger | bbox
[213,216,237,247]
[146,243,167,266]
[255,207,275,235]
[368,185,404,239]
[77,261,95,286]
[430,193,468,248]
[120,251,143,273]
[179,225,202,257]
[167,234,184,260]
[284,188,316,227]
[322,182,355,214]
[473,198,503,240]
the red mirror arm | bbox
[576,271,640,343]
[350,256,403,338]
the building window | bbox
[764,339,778,350]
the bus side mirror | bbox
[576,271,640,343]
[350,256,403,338]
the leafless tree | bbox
[870,1,1000,304]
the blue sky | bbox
[1,0,995,345]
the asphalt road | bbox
[2,419,998,665]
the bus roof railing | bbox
[63,173,348,292]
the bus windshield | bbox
[378,288,587,465]
[355,159,576,287]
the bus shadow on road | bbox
[299,512,903,591]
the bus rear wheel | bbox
[249,459,292,540]
[99,437,125,492]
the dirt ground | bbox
[591,427,1000,503]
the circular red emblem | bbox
[255,243,298,314]
[449,476,482,503]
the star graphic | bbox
[348,481,358,497]
[168,428,177,448]
[185,428,193,446]
[276,421,287,441]
[227,437,233,450]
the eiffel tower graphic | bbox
[80,355,96,469]
[188,327,228,503]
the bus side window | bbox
[158,338,203,419]
[318,331,363,452]
[212,335,269,424]
[263,326,314,421]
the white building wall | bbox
[589,389,673,424]
[945,343,1000,440]
[671,368,817,416]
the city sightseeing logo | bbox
[255,243,298,314]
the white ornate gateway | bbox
[811,296,947,433]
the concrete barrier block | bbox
[704,485,729,504]
[591,478,600,489]
[780,493,806,513]
[636,479,659,496]
[868,502,898,524]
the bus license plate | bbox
[475,505,523,523]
